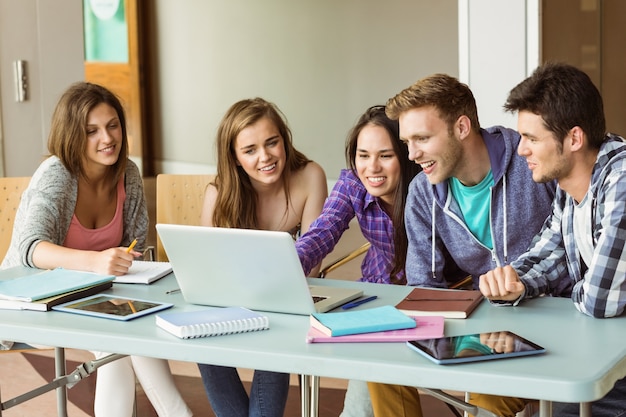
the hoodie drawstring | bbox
[431,198,436,280]
[502,172,508,264]
[430,172,509,279]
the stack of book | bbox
[0,267,115,311]
[306,305,445,343]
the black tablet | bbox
[406,331,546,365]
[52,294,173,321]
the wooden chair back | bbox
[0,177,31,261]
[155,174,214,261]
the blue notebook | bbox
[0,267,115,302]
[310,305,416,337]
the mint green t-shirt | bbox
[449,170,494,249]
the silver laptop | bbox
[156,224,363,315]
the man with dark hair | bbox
[481,62,626,416]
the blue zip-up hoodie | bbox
[404,126,556,288]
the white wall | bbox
[151,0,459,179]
[459,0,540,130]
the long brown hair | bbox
[345,105,421,284]
[47,82,128,185]
[211,98,310,228]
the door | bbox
[83,0,150,175]
[542,0,626,136]
[0,0,84,176]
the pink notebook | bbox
[305,316,444,343]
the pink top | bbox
[63,177,125,251]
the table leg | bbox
[539,400,552,417]
[579,402,591,417]
[54,347,67,417]
[310,376,319,417]
[300,375,310,417]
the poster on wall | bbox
[83,0,129,63]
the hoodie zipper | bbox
[431,173,509,278]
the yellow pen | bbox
[126,238,138,253]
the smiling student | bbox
[296,105,421,285]
[366,74,558,417]
[479,62,626,417]
[1,82,191,417]
[295,105,421,416]
[197,97,327,417]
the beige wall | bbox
[0,0,84,177]
[149,0,459,179]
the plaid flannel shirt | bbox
[296,169,399,284]
[514,134,626,317]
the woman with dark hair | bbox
[198,97,327,417]
[296,105,421,285]
[295,105,422,417]
[1,82,191,417]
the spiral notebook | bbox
[155,306,269,339]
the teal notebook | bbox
[0,267,115,302]
[310,305,416,337]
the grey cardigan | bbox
[1,156,148,269]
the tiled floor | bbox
[0,348,460,416]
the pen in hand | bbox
[342,295,378,310]
[126,238,138,254]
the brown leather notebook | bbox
[395,287,484,319]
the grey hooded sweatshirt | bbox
[404,126,556,288]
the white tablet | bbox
[52,294,173,321]
[406,331,546,365]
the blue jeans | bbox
[198,364,289,417]
[535,377,626,417]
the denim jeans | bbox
[198,363,289,417]
[534,377,626,417]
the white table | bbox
[0,273,624,417]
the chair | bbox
[0,176,70,416]
[319,242,370,278]
[156,173,359,417]
[155,174,214,261]
[0,177,31,260]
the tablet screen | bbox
[52,294,173,321]
[406,331,545,365]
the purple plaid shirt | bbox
[296,169,399,284]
